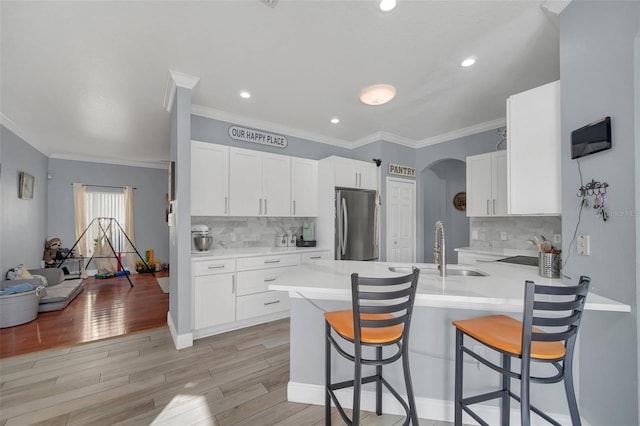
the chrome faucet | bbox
[434,221,446,277]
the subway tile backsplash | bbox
[470,216,561,252]
[191,217,314,249]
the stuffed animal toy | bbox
[43,237,62,266]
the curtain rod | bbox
[71,184,137,190]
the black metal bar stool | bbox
[452,276,590,426]
[325,268,420,425]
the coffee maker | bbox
[191,224,213,253]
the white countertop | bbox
[269,259,630,313]
[455,246,540,257]
[191,246,328,260]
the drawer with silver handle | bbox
[236,267,295,296]
[192,259,236,276]
[236,290,290,320]
[236,254,300,271]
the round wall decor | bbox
[453,192,466,211]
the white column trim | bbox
[164,70,200,112]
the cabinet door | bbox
[291,157,318,216]
[191,142,229,216]
[492,150,508,216]
[193,274,235,329]
[507,81,561,215]
[355,162,378,190]
[262,153,291,217]
[466,153,493,217]
[334,157,359,188]
[229,147,262,216]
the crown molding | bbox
[164,70,200,113]
[49,153,168,170]
[415,118,506,148]
[191,104,351,149]
[0,112,50,156]
[541,0,572,15]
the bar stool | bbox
[325,268,420,425]
[452,276,590,426]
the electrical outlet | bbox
[230,232,237,242]
[577,235,590,256]
[500,232,508,241]
[553,234,562,244]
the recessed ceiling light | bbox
[359,84,396,106]
[379,0,396,12]
[239,90,251,99]
[461,57,476,67]
[331,118,340,124]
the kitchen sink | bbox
[388,266,488,277]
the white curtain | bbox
[72,183,89,257]
[123,186,137,272]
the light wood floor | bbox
[0,319,452,426]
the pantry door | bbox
[386,177,416,263]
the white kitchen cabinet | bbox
[507,80,561,215]
[334,157,377,190]
[229,147,291,216]
[192,259,236,329]
[466,151,507,217]
[191,141,229,216]
[291,157,318,216]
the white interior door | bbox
[386,177,416,263]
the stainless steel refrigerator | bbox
[335,188,378,261]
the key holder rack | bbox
[577,179,610,221]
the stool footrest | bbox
[461,389,563,426]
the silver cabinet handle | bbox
[486,200,490,215]
[263,277,277,282]
[207,265,225,270]
[493,199,496,215]
[358,173,362,187]
[355,172,358,187]
[224,196,228,214]
[232,275,235,294]
[264,259,281,264]
[259,198,262,215]
[309,256,322,259]
[264,198,267,215]
[293,200,296,215]
[263,300,281,306]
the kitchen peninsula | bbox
[270,259,629,424]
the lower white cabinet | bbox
[193,274,235,329]
[192,250,327,339]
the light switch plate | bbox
[577,235,590,255]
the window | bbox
[85,190,126,255]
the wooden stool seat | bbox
[452,315,566,360]
[324,310,403,344]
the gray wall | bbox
[0,127,48,272]
[560,2,639,425]
[415,129,503,262]
[47,159,170,267]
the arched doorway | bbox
[421,158,468,264]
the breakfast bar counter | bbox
[269,259,630,424]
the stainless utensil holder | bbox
[539,252,561,278]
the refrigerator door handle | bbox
[336,191,342,259]
[341,198,348,256]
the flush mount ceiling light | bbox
[359,84,397,106]
[461,57,476,67]
[239,90,251,99]
[379,0,396,12]
[331,117,340,124]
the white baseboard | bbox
[167,311,193,350]
[287,381,588,426]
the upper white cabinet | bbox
[291,157,318,217]
[229,147,291,216]
[334,157,377,190]
[507,80,561,215]
[466,151,507,217]
[191,142,229,216]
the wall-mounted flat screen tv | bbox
[571,116,611,159]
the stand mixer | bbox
[191,224,213,253]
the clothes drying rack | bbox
[57,217,152,287]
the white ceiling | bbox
[0,1,563,168]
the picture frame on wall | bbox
[18,172,34,199]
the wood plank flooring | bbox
[0,271,169,358]
[0,319,452,425]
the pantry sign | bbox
[388,163,416,178]
[228,126,288,148]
